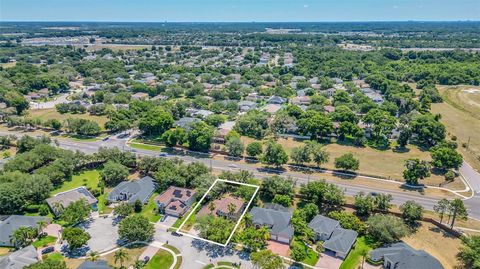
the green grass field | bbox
[128,142,163,152]
[28,108,109,131]
[32,235,57,248]
[339,237,373,269]
[51,169,101,195]
[144,250,174,269]
[139,193,162,223]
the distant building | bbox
[267,95,286,105]
[155,186,197,217]
[174,117,200,130]
[108,176,156,205]
[131,92,149,100]
[46,187,98,216]
[369,242,444,269]
[250,204,294,244]
[0,215,50,247]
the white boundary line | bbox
[175,178,260,247]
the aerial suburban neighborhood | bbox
[0,2,480,269]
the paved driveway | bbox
[316,251,343,269]
[267,240,289,257]
[79,216,120,252]
[158,215,178,227]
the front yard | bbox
[144,250,174,269]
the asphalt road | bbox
[1,130,479,220]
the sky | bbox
[1,0,479,22]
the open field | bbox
[240,136,460,188]
[27,108,109,130]
[432,85,480,172]
[403,222,461,269]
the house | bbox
[245,93,264,102]
[308,215,358,259]
[46,187,98,216]
[193,109,214,119]
[0,245,39,269]
[174,117,200,130]
[369,242,444,269]
[262,104,282,114]
[77,260,113,269]
[238,101,257,112]
[308,215,340,241]
[267,95,286,105]
[38,88,50,97]
[131,92,149,100]
[290,96,311,106]
[154,186,197,217]
[250,204,294,244]
[108,176,156,205]
[0,215,50,247]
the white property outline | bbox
[175,179,260,247]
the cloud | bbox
[303,4,309,8]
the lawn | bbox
[104,245,147,268]
[27,108,109,131]
[172,202,197,229]
[291,239,319,266]
[51,169,101,195]
[144,250,174,269]
[128,142,163,152]
[139,193,162,223]
[43,252,64,262]
[97,193,113,214]
[340,237,373,269]
[32,235,57,248]
[0,247,14,256]
[433,85,480,172]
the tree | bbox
[260,176,295,200]
[400,201,423,226]
[366,214,410,244]
[240,227,270,251]
[195,215,234,244]
[354,192,376,216]
[297,111,334,141]
[374,193,393,211]
[456,235,480,269]
[433,198,450,224]
[328,211,366,234]
[363,108,397,144]
[24,259,68,269]
[449,199,468,229]
[290,145,311,165]
[226,137,244,157]
[60,199,91,225]
[113,203,134,218]
[410,114,445,148]
[138,107,174,136]
[430,146,463,170]
[308,141,329,167]
[114,249,129,268]
[88,251,99,261]
[261,140,288,167]
[246,142,263,158]
[334,153,359,171]
[62,227,90,250]
[187,121,214,152]
[10,226,38,249]
[402,158,431,185]
[299,181,345,212]
[290,240,308,261]
[272,194,292,207]
[250,250,283,269]
[331,105,358,124]
[100,161,129,186]
[118,215,154,243]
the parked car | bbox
[159,152,168,157]
[102,136,110,141]
[171,231,183,237]
[143,256,150,263]
[41,246,55,254]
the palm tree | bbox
[114,249,128,268]
[10,227,37,249]
[133,260,144,269]
[37,220,48,235]
[88,251,99,261]
[227,203,237,217]
[208,202,216,215]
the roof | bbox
[108,176,156,204]
[175,117,200,129]
[308,215,340,236]
[155,186,196,205]
[46,187,98,210]
[212,195,244,215]
[369,242,444,269]
[250,205,294,239]
[77,260,113,269]
[0,215,50,246]
[323,228,358,254]
[0,245,39,269]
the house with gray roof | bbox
[46,187,98,216]
[369,242,444,269]
[267,95,286,105]
[108,176,156,205]
[250,204,294,244]
[308,215,340,241]
[174,117,200,130]
[0,245,39,269]
[77,260,113,269]
[308,215,358,259]
[0,215,50,247]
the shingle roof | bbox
[0,245,39,269]
[250,205,294,239]
[46,187,97,211]
[108,176,156,204]
[323,227,358,254]
[369,242,444,269]
[0,215,50,246]
[308,215,339,236]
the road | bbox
[1,129,480,220]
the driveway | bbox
[267,240,289,257]
[79,216,120,252]
[316,251,343,269]
[157,215,178,228]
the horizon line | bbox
[1,20,479,24]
